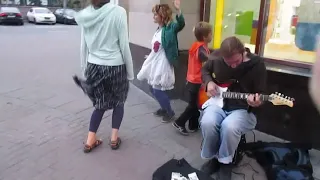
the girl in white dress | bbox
[137,0,185,123]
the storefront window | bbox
[209,0,261,53]
[0,0,60,6]
[262,0,317,64]
[0,0,22,5]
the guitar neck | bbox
[222,92,269,101]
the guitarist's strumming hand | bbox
[247,93,262,107]
[206,81,219,97]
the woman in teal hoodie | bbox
[73,0,134,152]
[137,0,185,123]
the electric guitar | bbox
[198,84,295,109]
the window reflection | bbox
[209,0,261,53]
[263,0,316,63]
[208,0,318,65]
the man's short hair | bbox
[194,22,212,41]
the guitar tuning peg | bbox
[285,96,288,99]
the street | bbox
[0,24,320,180]
[0,23,206,180]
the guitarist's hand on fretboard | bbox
[247,93,263,107]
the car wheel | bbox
[19,22,24,26]
[63,19,67,24]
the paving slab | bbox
[0,84,319,180]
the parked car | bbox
[54,8,77,25]
[27,7,56,25]
[0,7,24,25]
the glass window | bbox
[26,0,48,6]
[65,9,76,16]
[209,0,261,53]
[1,7,20,13]
[34,8,51,14]
[261,0,317,64]
[0,0,22,5]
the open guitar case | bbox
[152,158,214,180]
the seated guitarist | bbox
[200,36,267,179]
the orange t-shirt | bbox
[186,42,210,84]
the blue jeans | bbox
[149,86,174,116]
[200,104,257,164]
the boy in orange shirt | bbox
[172,22,212,135]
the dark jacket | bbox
[201,53,267,112]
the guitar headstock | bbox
[269,92,295,107]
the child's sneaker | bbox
[153,109,166,117]
[161,112,175,123]
[188,125,200,133]
[172,122,189,136]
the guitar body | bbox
[198,82,232,109]
[198,86,208,109]
[202,86,228,109]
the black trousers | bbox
[175,82,201,129]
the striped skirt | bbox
[84,63,129,110]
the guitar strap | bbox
[230,56,260,92]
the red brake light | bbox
[0,13,7,17]
[16,13,22,17]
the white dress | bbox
[137,28,175,90]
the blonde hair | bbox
[152,4,173,25]
[194,22,212,41]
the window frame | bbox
[201,0,313,76]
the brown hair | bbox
[194,22,212,41]
[218,36,245,58]
[90,0,110,8]
[152,4,173,25]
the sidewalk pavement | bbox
[0,84,320,180]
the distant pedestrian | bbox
[73,0,134,152]
[137,0,185,123]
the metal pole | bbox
[63,0,67,11]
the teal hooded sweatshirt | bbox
[75,3,134,80]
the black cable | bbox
[237,162,260,174]
[232,171,246,180]
[231,131,258,180]
[252,130,256,142]
[233,162,260,180]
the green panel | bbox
[235,11,253,36]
